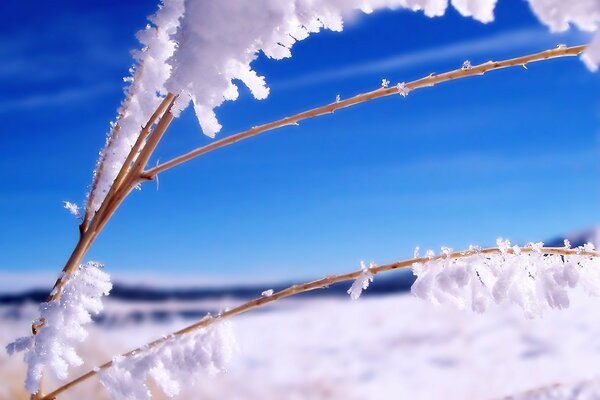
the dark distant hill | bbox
[0,270,415,306]
[3,226,598,308]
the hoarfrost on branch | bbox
[6,262,112,393]
[411,240,600,318]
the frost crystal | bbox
[335,94,341,103]
[381,79,390,88]
[526,0,600,71]
[397,82,411,97]
[87,0,185,214]
[411,241,600,318]
[63,201,81,219]
[348,262,375,300]
[6,262,112,393]
[261,289,274,297]
[99,321,236,400]
[461,59,473,70]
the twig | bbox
[142,44,587,180]
[43,94,176,305]
[40,245,599,399]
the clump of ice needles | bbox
[99,321,236,399]
[6,262,112,393]
[411,239,600,318]
[348,261,375,300]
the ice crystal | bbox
[99,321,236,400]
[462,59,473,70]
[87,0,184,214]
[6,262,112,393]
[63,201,81,219]
[397,82,410,97]
[348,262,375,300]
[381,78,390,88]
[261,289,274,297]
[411,241,600,318]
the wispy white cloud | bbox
[0,84,113,113]
[274,28,583,89]
[0,270,301,293]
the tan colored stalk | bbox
[41,245,598,399]
[143,44,587,180]
[43,94,177,307]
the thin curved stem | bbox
[41,245,598,399]
[143,44,587,179]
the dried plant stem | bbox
[43,94,177,308]
[32,95,177,398]
[143,44,586,180]
[41,246,598,399]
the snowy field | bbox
[3,290,600,399]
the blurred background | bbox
[1,0,600,398]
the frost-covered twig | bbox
[44,94,177,310]
[40,243,600,399]
[143,44,587,179]
[84,0,184,219]
[411,240,600,318]
[7,262,111,394]
[99,321,235,399]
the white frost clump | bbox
[348,261,375,300]
[6,262,112,393]
[527,0,600,70]
[99,321,236,400]
[411,240,600,318]
[261,289,274,297]
[86,0,185,214]
[165,0,455,138]
[63,201,81,219]
[451,0,497,23]
[397,82,411,97]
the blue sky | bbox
[1,0,599,287]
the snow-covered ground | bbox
[3,289,600,399]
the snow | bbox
[5,291,600,399]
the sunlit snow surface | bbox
[3,291,600,399]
